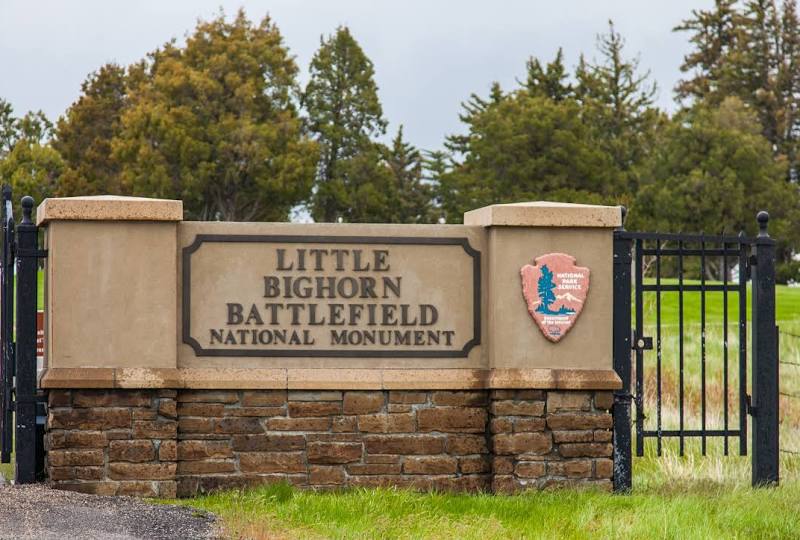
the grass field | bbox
[173,283,800,539]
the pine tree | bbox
[576,21,659,195]
[536,265,557,314]
[303,26,386,222]
[445,82,505,157]
[674,0,741,103]
[676,0,800,176]
[382,126,433,223]
[523,48,572,101]
[437,89,617,223]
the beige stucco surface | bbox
[486,227,613,370]
[37,197,621,389]
[37,195,183,226]
[46,221,178,369]
[178,221,487,370]
[464,201,622,228]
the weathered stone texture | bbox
[488,389,614,492]
[47,388,613,497]
[46,390,177,497]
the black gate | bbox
[0,187,47,483]
[612,209,779,491]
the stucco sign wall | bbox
[181,227,481,359]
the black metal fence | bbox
[613,209,779,491]
[0,188,47,483]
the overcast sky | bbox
[0,1,707,151]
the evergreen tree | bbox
[445,82,504,157]
[674,0,741,103]
[437,89,618,223]
[382,126,434,223]
[523,48,572,101]
[736,0,800,173]
[332,143,393,223]
[112,10,317,221]
[536,265,557,314]
[54,63,129,196]
[674,0,800,175]
[576,21,660,195]
[632,97,799,274]
[303,26,386,222]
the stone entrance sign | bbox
[183,234,480,357]
[36,197,626,498]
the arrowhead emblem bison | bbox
[520,253,590,342]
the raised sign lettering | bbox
[182,235,480,357]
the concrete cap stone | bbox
[463,201,622,228]
[37,195,183,225]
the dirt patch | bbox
[0,484,218,540]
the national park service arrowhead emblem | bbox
[520,253,590,342]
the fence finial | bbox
[620,206,627,229]
[2,186,10,202]
[20,196,34,225]
[757,210,770,237]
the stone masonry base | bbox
[45,388,613,497]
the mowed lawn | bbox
[174,282,800,539]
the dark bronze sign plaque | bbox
[182,235,480,358]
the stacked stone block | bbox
[490,389,614,493]
[45,388,614,496]
[46,389,177,497]
[175,389,490,496]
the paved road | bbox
[0,484,218,540]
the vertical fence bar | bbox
[700,235,707,456]
[612,208,633,493]
[655,242,662,456]
[738,231,748,455]
[14,196,38,484]
[0,186,12,464]
[723,241,729,455]
[678,240,685,456]
[751,211,778,486]
[635,238,644,457]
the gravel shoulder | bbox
[0,484,218,540]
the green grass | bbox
[181,478,800,539]
[640,279,800,324]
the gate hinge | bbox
[16,248,47,259]
[746,254,757,280]
[613,391,634,405]
[746,394,757,416]
[632,333,653,351]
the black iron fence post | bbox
[14,196,38,483]
[751,210,779,487]
[612,207,633,493]
[0,186,13,464]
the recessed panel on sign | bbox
[182,235,480,358]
